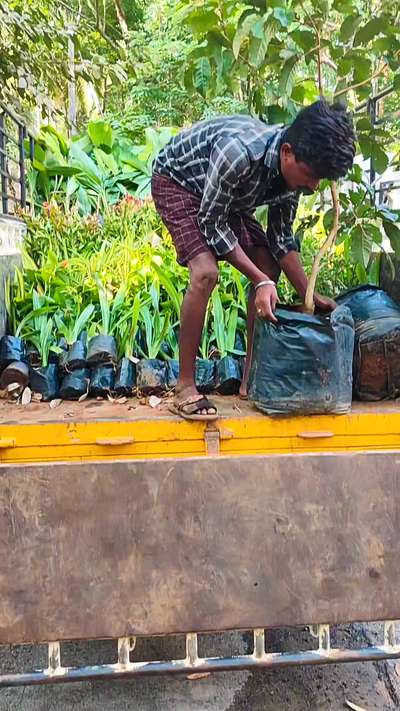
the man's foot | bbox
[171,384,218,421]
[239,374,249,400]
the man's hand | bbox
[255,284,278,323]
[314,292,337,312]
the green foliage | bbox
[27,122,178,212]
[8,203,364,366]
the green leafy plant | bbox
[55,304,95,345]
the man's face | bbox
[280,142,320,194]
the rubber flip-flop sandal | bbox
[168,396,218,422]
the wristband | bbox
[254,279,275,291]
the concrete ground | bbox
[1,624,400,710]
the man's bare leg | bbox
[175,251,219,415]
[239,247,281,398]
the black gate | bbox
[0,102,35,214]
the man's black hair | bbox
[284,99,356,180]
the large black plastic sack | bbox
[87,335,117,366]
[137,359,167,395]
[60,368,90,400]
[89,364,115,397]
[114,358,136,396]
[0,335,26,370]
[195,358,217,394]
[29,363,59,401]
[60,340,87,372]
[216,356,242,395]
[336,285,400,400]
[249,305,354,416]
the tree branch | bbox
[334,64,386,98]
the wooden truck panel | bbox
[0,450,399,645]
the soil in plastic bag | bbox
[60,340,87,372]
[87,335,117,366]
[195,358,217,394]
[0,335,26,370]
[89,365,115,397]
[136,359,167,395]
[0,360,29,389]
[166,359,179,389]
[27,345,41,368]
[60,368,90,400]
[216,356,242,395]
[114,358,136,396]
[29,363,59,401]
[249,305,354,416]
[336,285,400,400]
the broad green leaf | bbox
[193,56,212,97]
[350,224,372,268]
[249,35,266,68]
[87,121,113,151]
[339,14,362,42]
[353,56,371,83]
[371,143,389,174]
[279,55,300,97]
[354,17,388,45]
[186,9,219,34]
[46,165,81,177]
[273,7,293,27]
[232,13,259,59]
[290,29,315,53]
[93,148,119,175]
[69,143,102,184]
[383,221,400,257]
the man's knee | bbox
[189,261,219,295]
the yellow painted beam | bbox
[0,407,399,464]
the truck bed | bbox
[1,395,400,647]
[0,396,399,463]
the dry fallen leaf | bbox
[21,387,32,406]
[345,700,368,711]
[49,398,62,409]
[148,395,162,409]
[78,392,88,402]
[117,396,128,404]
[7,382,21,393]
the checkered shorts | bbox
[151,173,267,266]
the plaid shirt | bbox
[154,115,299,260]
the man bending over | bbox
[152,99,355,421]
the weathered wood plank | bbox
[0,451,399,644]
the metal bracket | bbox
[204,427,220,456]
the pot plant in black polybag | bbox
[248,185,355,415]
[212,290,245,395]
[56,304,95,373]
[249,306,354,415]
[112,291,142,397]
[136,304,169,395]
[86,282,123,367]
[27,315,61,401]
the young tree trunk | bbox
[114,0,129,42]
[304,182,340,313]
[302,26,340,314]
